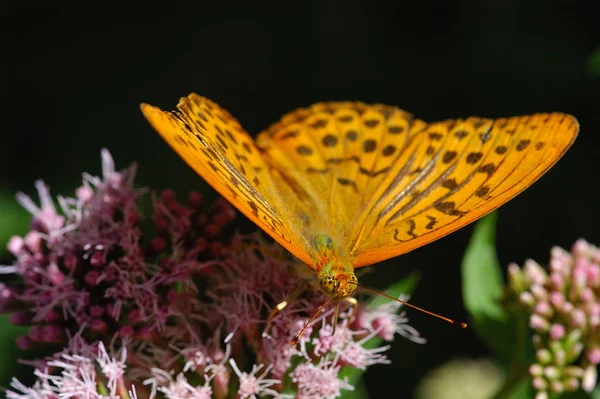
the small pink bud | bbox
[75,185,94,202]
[204,224,222,238]
[188,191,203,207]
[587,347,600,364]
[42,325,66,344]
[128,309,142,322]
[570,309,587,328]
[573,267,588,290]
[42,309,61,323]
[24,231,43,253]
[10,312,32,325]
[531,314,550,332]
[28,326,43,342]
[592,249,600,264]
[581,287,595,302]
[550,272,564,290]
[531,284,549,301]
[153,216,169,231]
[572,239,590,257]
[562,301,575,314]
[588,264,600,286]
[90,251,104,266]
[519,292,536,307]
[160,189,176,204]
[91,319,108,333]
[118,325,134,338]
[85,271,101,287]
[549,324,565,340]
[151,237,167,252]
[535,302,553,317]
[16,336,34,350]
[532,376,548,390]
[529,363,544,376]
[550,291,565,309]
[525,259,547,284]
[127,209,139,223]
[7,236,24,255]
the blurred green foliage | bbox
[587,47,600,78]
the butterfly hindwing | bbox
[256,102,421,258]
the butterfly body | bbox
[312,233,357,298]
[141,94,578,299]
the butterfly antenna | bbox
[348,281,467,328]
[290,287,339,346]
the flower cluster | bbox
[507,239,600,398]
[1,149,423,399]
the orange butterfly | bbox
[141,94,578,317]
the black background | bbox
[2,1,599,396]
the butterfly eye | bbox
[320,277,338,294]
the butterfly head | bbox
[317,266,357,299]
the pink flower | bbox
[4,149,425,399]
[229,359,280,399]
[291,358,354,399]
[508,239,600,396]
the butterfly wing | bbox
[144,95,578,270]
[256,102,417,262]
[141,94,314,265]
[256,103,578,267]
[350,112,578,266]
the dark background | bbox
[1,1,599,396]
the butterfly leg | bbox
[331,297,358,335]
[344,297,358,321]
[266,281,308,327]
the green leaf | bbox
[339,271,421,386]
[462,212,505,321]
[461,212,528,364]
[340,377,370,399]
[0,190,29,257]
[367,270,421,310]
[587,46,600,79]
[0,315,29,389]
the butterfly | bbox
[141,94,578,312]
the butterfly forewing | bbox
[351,112,578,266]
[140,95,314,264]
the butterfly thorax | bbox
[313,234,357,299]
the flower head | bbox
[507,239,600,396]
[4,149,423,399]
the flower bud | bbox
[537,349,553,365]
[582,364,598,392]
[529,363,544,377]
